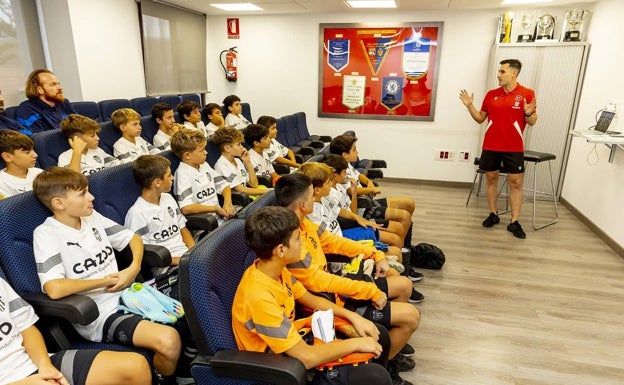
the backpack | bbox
[410,243,445,270]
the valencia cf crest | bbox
[167,206,175,218]
[92,228,102,242]
[93,155,103,164]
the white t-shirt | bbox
[327,184,352,211]
[205,122,219,137]
[249,149,275,178]
[307,199,342,236]
[214,155,249,189]
[173,162,228,225]
[125,194,188,275]
[57,147,120,175]
[183,121,209,138]
[0,167,43,198]
[34,211,134,341]
[345,163,362,187]
[0,278,40,384]
[224,113,251,130]
[113,136,158,164]
[265,139,289,162]
[152,130,171,152]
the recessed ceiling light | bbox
[210,3,263,11]
[346,1,397,9]
[501,0,553,4]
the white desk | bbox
[569,130,624,162]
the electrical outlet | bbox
[458,151,471,162]
[434,149,454,161]
[606,103,617,112]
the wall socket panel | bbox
[435,149,454,161]
[458,151,471,162]
[606,103,617,112]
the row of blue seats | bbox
[0,148,300,384]
[4,95,254,125]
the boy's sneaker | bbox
[400,343,415,357]
[482,212,500,227]
[389,357,414,385]
[507,221,526,239]
[406,267,423,282]
[408,289,424,304]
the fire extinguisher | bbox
[220,46,238,82]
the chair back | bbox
[32,130,70,169]
[159,95,182,107]
[0,192,51,294]
[140,115,160,144]
[71,101,102,122]
[89,163,141,225]
[97,99,132,121]
[180,219,256,356]
[182,93,201,104]
[131,97,159,117]
[97,121,122,155]
[235,190,277,219]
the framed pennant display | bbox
[318,22,443,121]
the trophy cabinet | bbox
[485,42,590,199]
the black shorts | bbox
[363,206,387,221]
[42,349,100,385]
[343,277,391,327]
[103,312,144,345]
[479,150,525,174]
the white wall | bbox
[205,6,591,182]
[66,0,146,101]
[561,0,624,247]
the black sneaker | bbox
[482,212,500,227]
[400,343,415,357]
[406,267,423,282]
[408,289,424,303]
[389,357,414,385]
[507,221,526,239]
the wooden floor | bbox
[379,180,624,385]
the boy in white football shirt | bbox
[32,167,182,383]
[0,276,151,385]
[58,114,120,175]
[0,130,42,198]
[243,123,279,182]
[151,103,184,152]
[203,102,226,136]
[222,95,251,130]
[213,126,270,198]
[257,115,300,171]
[177,100,209,137]
[125,154,195,276]
[112,108,159,163]
[171,128,235,224]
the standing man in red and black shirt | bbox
[460,59,537,239]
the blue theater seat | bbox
[71,101,102,122]
[97,99,132,121]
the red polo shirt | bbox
[480,84,535,152]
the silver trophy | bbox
[535,14,555,40]
[563,9,588,41]
[517,12,536,42]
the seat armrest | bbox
[361,168,384,179]
[231,191,251,207]
[370,159,387,168]
[295,146,315,156]
[192,351,306,385]
[318,135,332,143]
[294,154,305,164]
[143,244,172,268]
[308,140,324,149]
[186,213,219,232]
[256,174,273,188]
[22,292,99,325]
